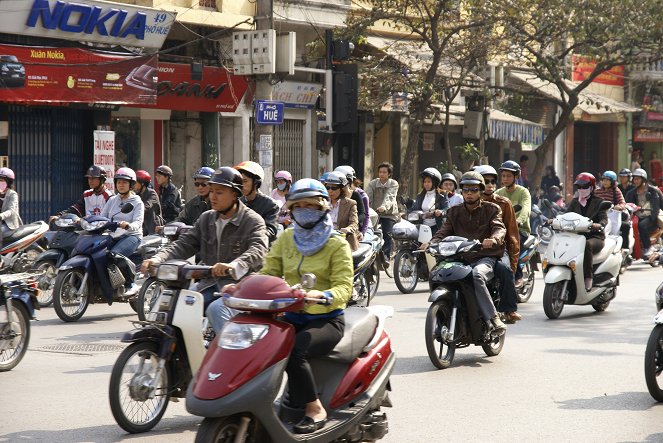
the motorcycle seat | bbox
[322,307,378,363]
[4,222,44,243]
[593,237,619,264]
[352,243,373,267]
[522,235,537,250]
[139,235,163,249]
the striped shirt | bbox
[594,186,625,206]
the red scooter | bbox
[186,274,395,443]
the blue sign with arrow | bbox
[255,100,284,125]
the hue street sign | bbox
[255,100,284,125]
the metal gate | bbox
[249,118,305,181]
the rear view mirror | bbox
[121,203,134,214]
[301,273,316,289]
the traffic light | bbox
[333,63,358,134]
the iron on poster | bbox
[93,130,115,192]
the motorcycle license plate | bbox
[653,309,663,324]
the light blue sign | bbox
[256,100,284,125]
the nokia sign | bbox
[0,0,175,49]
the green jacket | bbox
[259,229,353,315]
[495,185,531,235]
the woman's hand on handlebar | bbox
[591,223,602,231]
[305,290,326,304]
[141,258,157,274]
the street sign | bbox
[255,100,284,125]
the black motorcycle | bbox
[0,272,40,371]
[424,237,505,369]
[349,228,385,307]
[645,280,663,401]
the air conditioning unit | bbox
[463,111,485,139]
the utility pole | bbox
[254,0,274,192]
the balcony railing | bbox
[630,62,663,80]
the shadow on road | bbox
[393,353,497,375]
[555,391,660,411]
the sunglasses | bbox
[193,182,208,187]
[576,184,591,190]
[484,179,497,185]
[462,187,481,193]
[325,185,341,191]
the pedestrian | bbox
[518,154,530,188]
[176,167,214,225]
[133,170,163,236]
[154,165,182,223]
[365,162,399,258]
[540,166,561,194]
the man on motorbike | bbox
[496,160,531,288]
[566,173,608,290]
[439,173,463,207]
[176,166,213,225]
[412,167,448,235]
[133,170,163,236]
[142,167,268,331]
[430,171,508,334]
[626,168,663,258]
[475,165,522,323]
[235,161,279,244]
[155,165,182,223]
[53,165,113,219]
[618,168,635,199]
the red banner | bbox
[634,128,663,142]
[0,44,157,105]
[142,62,249,113]
[572,55,625,86]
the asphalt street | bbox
[1,260,662,443]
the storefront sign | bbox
[423,133,435,151]
[255,100,284,125]
[0,44,157,105]
[572,55,625,86]
[0,0,175,49]
[93,130,115,192]
[141,63,248,113]
[272,81,321,109]
[634,128,663,142]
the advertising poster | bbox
[572,55,625,86]
[93,130,115,192]
[0,44,157,105]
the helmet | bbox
[115,167,137,185]
[155,165,173,177]
[459,171,485,190]
[135,170,151,186]
[0,167,15,181]
[618,168,632,178]
[235,161,265,181]
[574,172,596,188]
[632,168,648,180]
[324,171,349,187]
[319,171,330,182]
[287,178,330,203]
[274,170,293,182]
[208,167,244,195]
[474,165,498,177]
[440,173,458,190]
[193,166,214,180]
[499,160,521,176]
[84,165,107,182]
[334,165,356,183]
[601,170,617,182]
[420,167,442,188]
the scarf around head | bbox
[291,207,333,256]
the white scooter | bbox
[541,204,622,319]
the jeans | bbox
[379,217,396,258]
[514,232,528,280]
[206,290,238,333]
[110,235,141,286]
[470,257,498,321]
[495,256,518,313]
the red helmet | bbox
[136,170,152,186]
[574,172,596,188]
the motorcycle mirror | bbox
[300,273,316,289]
[121,203,134,214]
[598,200,612,211]
[513,204,522,212]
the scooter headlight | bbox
[219,322,269,350]
[157,263,180,281]
[80,219,107,231]
[559,219,580,230]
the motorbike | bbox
[541,204,622,319]
[537,199,562,249]
[424,237,506,369]
[629,203,663,264]
[645,279,663,402]
[185,273,395,443]
[109,260,213,433]
[516,235,541,303]
[391,210,435,293]
[51,204,145,322]
[0,272,41,371]
[0,220,49,275]
[349,227,385,307]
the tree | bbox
[490,0,663,190]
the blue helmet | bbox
[287,178,329,203]
[601,170,617,183]
[499,160,521,176]
[193,166,214,180]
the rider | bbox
[412,167,448,235]
[0,168,22,237]
[324,171,359,251]
[334,165,370,237]
[618,168,635,199]
[258,178,352,434]
[594,171,626,210]
[474,165,522,323]
[495,160,531,288]
[154,165,182,223]
[235,161,279,244]
[439,173,463,207]
[271,170,292,208]
[431,171,508,334]
[566,173,608,291]
[365,162,399,259]
[625,168,663,258]
[133,170,163,236]
[142,167,268,325]
[54,165,113,218]
[176,167,214,225]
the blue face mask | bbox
[291,207,333,256]
[277,182,287,191]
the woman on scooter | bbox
[324,171,360,251]
[412,167,448,235]
[0,168,22,239]
[566,173,608,291]
[259,178,353,434]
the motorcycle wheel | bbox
[482,333,505,357]
[425,300,455,369]
[34,260,57,307]
[53,268,89,322]
[0,302,30,371]
[195,416,252,443]
[542,281,566,319]
[351,273,371,307]
[109,341,171,433]
[394,249,418,294]
[368,262,380,301]
[516,261,535,304]
[645,324,663,402]
[136,277,164,321]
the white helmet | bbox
[334,165,356,182]
[474,165,498,177]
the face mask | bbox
[291,207,327,229]
[0,182,7,192]
[277,182,287,191]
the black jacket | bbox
[241,191,279,243]
[412,191,449,230]
[158,182,182,223]
[176,195,210,226]
[566,195,608,240]
[625,184,663,224]
[138,187,162,236]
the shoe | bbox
[293,416,327,434]
[491,316,507,335]
[504,312,522,324]
[584,277,593,292]
[124,283,139,297]
[514,278,524,288]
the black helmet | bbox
[155,165,173,178]
[459,171,486,190]
[84,165,107,183]
[208,167,243,196]
[440,173,458,190]
[499,160,521,176]
[618,168,632,178]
